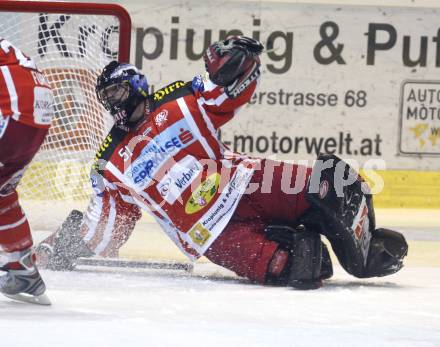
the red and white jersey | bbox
[82,74,261,260]
[0,39,54,129]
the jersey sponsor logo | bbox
[0,114,9,139]
[201,201,225,227]
[184,172,220,214]
[0,40,36,69]
[154,109,168,127]
[157,155,203,204]
[199,165,254,230]
[153,81,186,101]
[157,177,172,197]
[31,71,50,87]
[33,87,54,125]
[229,168,250,191]
[182,165,254,252]
[188,223,211,246]
[130,119,195,187]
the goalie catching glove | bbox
[203,36,263,98]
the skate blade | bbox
[3,292,52,306]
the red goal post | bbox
[0,1,131,62]
[0,1,132,202]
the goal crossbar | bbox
[0,0,131,62]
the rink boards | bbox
[19,161,440,208]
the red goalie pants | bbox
[0,118,48,258]
[204,159,312,284]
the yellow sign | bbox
[185,173,220,214]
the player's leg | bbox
[0,119,50,304]
[246,155,407,279]
[249,159,333,286]
[238,159,312,224]
[204,217,331,289]
[303,154,408,278]
[205,166,332,289]
[204,219,278,283]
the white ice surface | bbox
[1,264,439,347]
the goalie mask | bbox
[96,61,149,128]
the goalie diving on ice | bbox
[36,36,408,289]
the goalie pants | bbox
[204,159,312,283]
[0,118,48,260]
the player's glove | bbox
[203,36,263,97]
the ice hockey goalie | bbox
[37,36,407,289]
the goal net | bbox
[0,1,131,228]
[0,2,191,265]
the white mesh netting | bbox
[0,8,124,202]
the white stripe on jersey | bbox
[119,193,137,205]
[202,78,217,92]
[130,194,154,217]
[83,196,104,242]
[198,93,228,107]
[94,195,117,255]
[106,161,164,216]
[0,215,26,231]
[137,190,170,221]
[107,161,133,189]
[0,40,11,53]
[197,79,228,106]
[133,190,198,260]
[196,99,228,154]
[213,93,228,106]
[1,40,36,69]
[0,110,9,139]
[0,66,20,121]
[177,98,216,159]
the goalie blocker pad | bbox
[303,154,408,278]
[36,210,93,271]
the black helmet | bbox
[96,61,149,128]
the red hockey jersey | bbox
[0,39,54,129]
[81,75,260,259]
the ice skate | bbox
[0,250,51,306]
